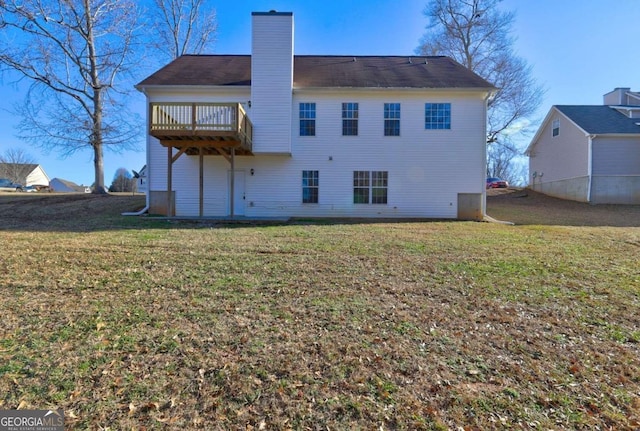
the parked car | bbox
[0,178,24,192]
[23,185,38,193]
[486,177,509,189]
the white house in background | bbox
[136,11,495,219]
[0,163,50,188]
[49,178,90,193]
[526,88,640,204]
[133,165,147,194]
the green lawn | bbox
[0,194,639,429]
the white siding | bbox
[251,12,293,154]
[144,87,489,218]
[529,109,590,186]
[25,166,50,187]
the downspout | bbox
[482,90,493,218]
[122,205,149,216]
[587,134,595,203]
[123,85,151,217]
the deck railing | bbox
[150,102,252,150]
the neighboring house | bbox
[527,88,640,204]
[134,165,147,194]
[136,11,494,219]
[0,163,50,188]
[49,178,90,193]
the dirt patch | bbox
[487,188,640,226]
[0,193,146,231]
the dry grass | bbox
[487,188,640,227]
[0,192,639,430]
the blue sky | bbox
[1,0,638,186]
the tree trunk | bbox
[93,142,107,194]
[92,87,107,194]
[85,0,107,194]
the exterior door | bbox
[228,170,245,216]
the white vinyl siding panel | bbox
[144,88,488,218]
[592,137,640,175]
[251,14,293,154]
[285,90,486,218]
[529,110,590,183]
[25,166,50,187]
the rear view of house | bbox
[136,11,494,219]
[527,88,640,204]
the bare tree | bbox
[150,0,217,62]
[0,147,36,184]
[416,0,544,176]
[0,0,143,193]
[486,141,526,186]
[109,166,135,192]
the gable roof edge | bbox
[526,106,590,155]
[292,86,495,93]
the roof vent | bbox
[353,57,357,62]
[269,9,277,13]
[408,57,412,64]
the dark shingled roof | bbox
[137,55,494,90]
[0,163,40,185]
[0,163,39,173]
[556,105,640,134]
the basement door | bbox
[227,170,245,216]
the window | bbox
[353,171,370,204]
[425,103,451,129]
[552,119,560,137]
[342,103,358,136]
[371,171,388,204]
[302,170,319,203]
[300,103,316,136]
[384,103,400,136]
[353,171,388,204]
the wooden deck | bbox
[149,102,253,155]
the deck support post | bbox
[199,147,204,217]
[230,147,235,218]
[167,146,173,217]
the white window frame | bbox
[353,171,388,204]
[302,170,319,204]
